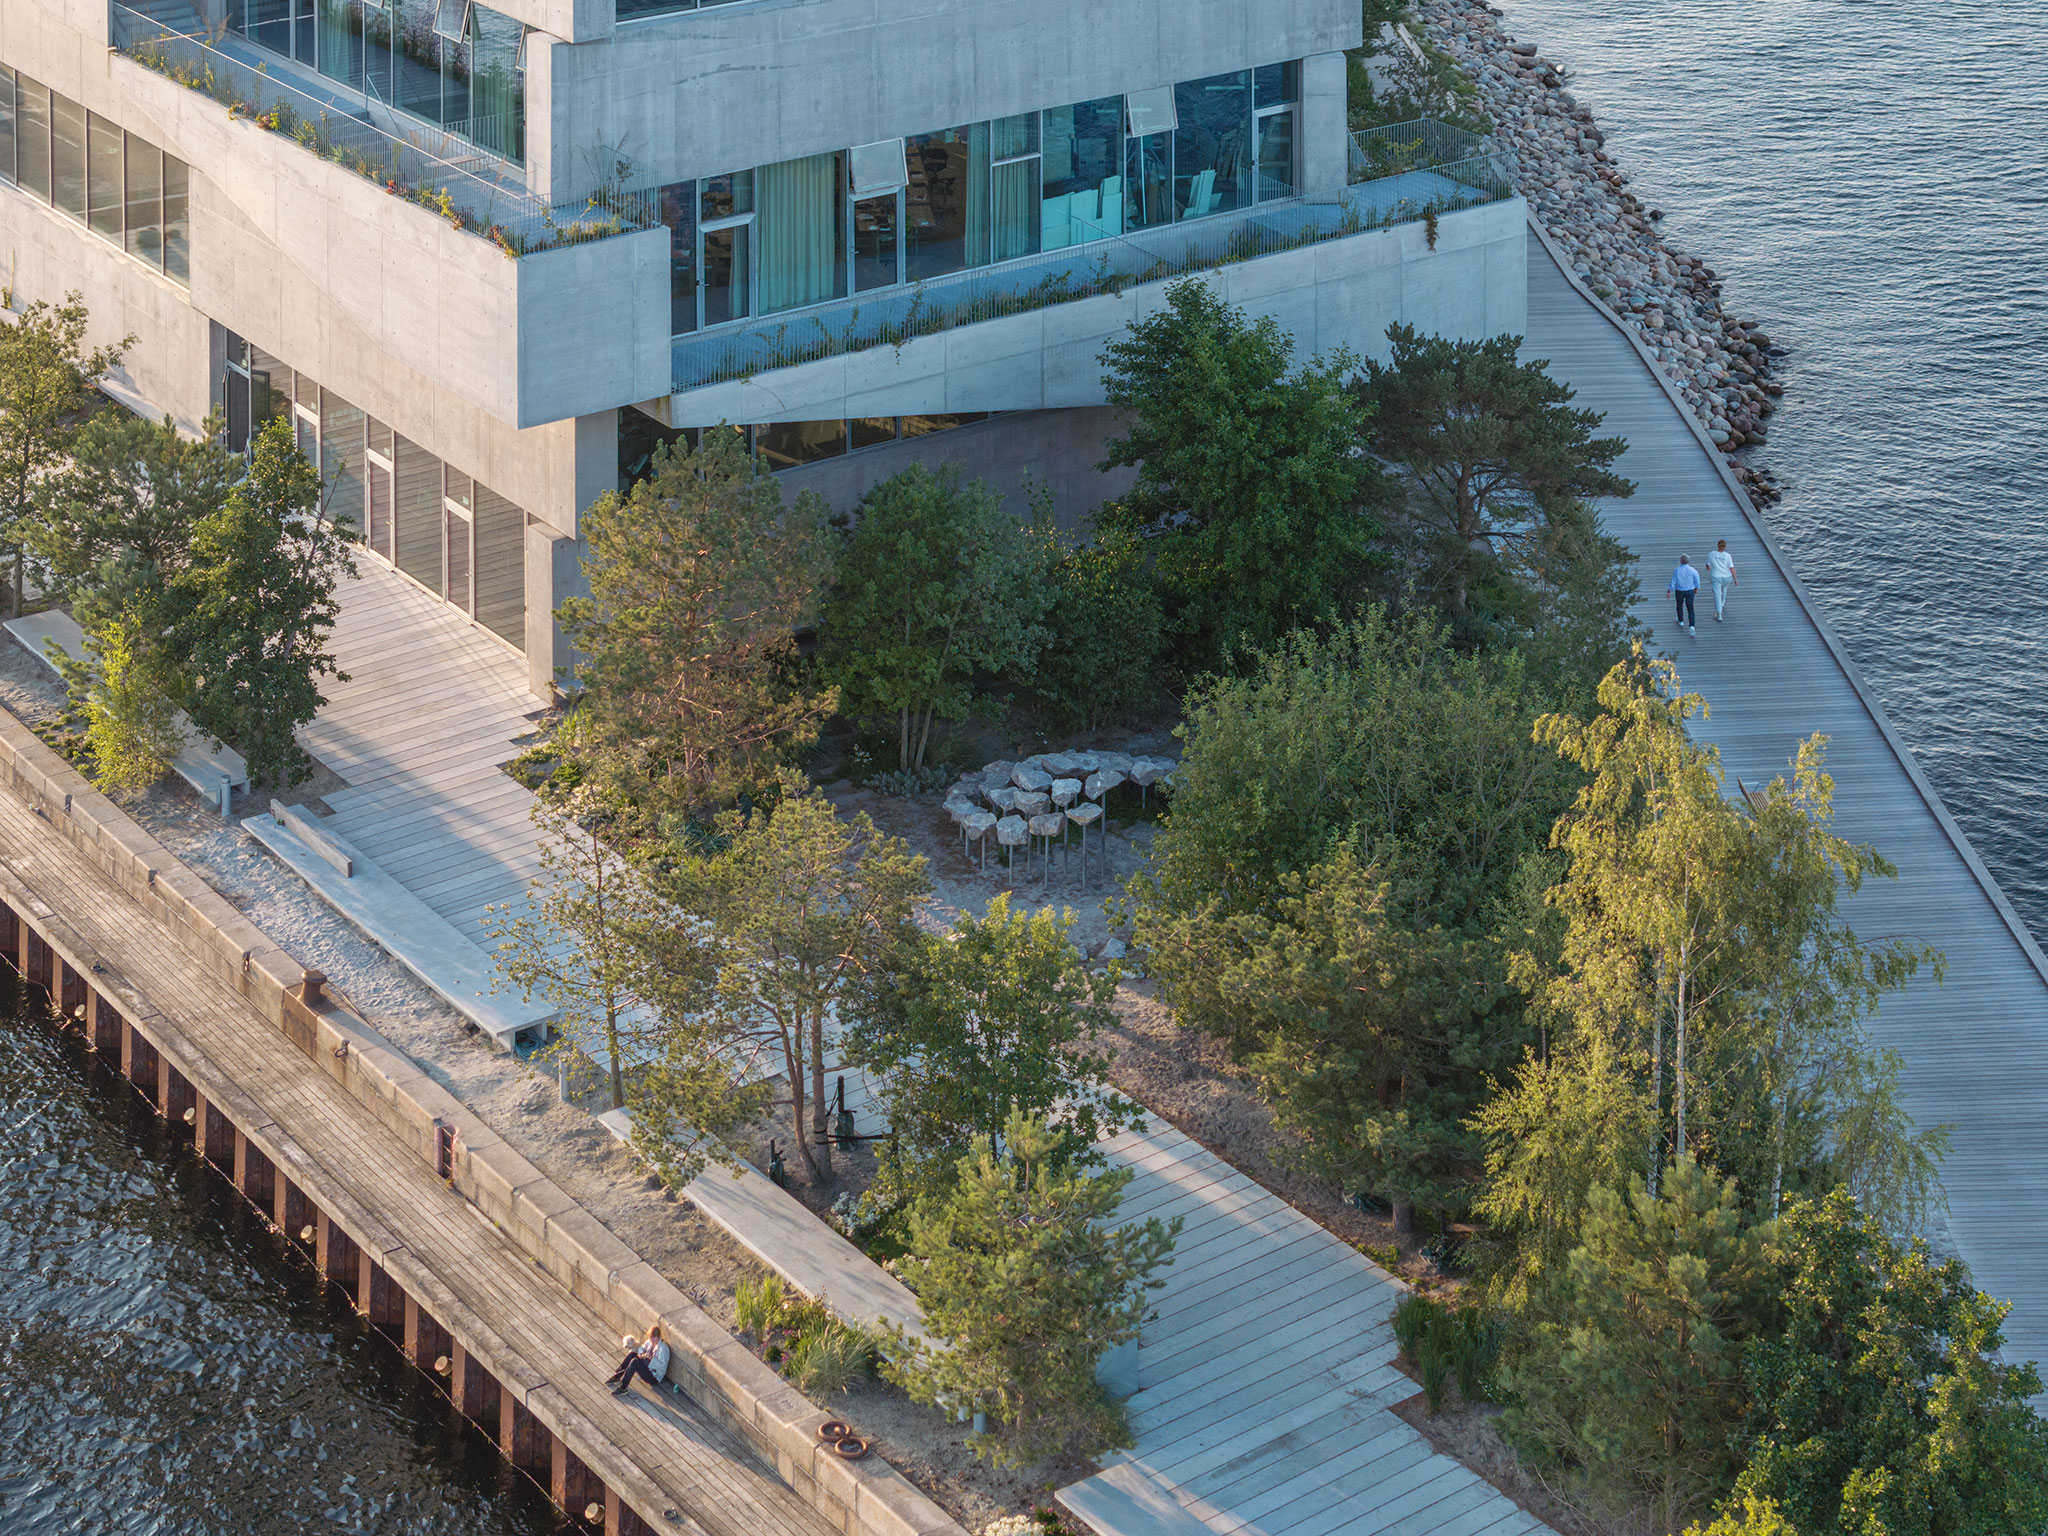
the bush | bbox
[1392,1292,1501,1414]
[785,1319,876,1396]
[735,1272,785,1338]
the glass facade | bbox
[0,67,191,288]
[224,0,527,163]
[216,329,526,647]
[654,64,1299,337]
[619,410,990,488]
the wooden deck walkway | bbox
[301,566,548,940]
[1060,1118,1551,1536]
[1521,224,2048,1370]
[0,779,833,1536]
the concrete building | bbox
[0,0,1524,694]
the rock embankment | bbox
[1416,0,1785,505]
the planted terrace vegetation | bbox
[476,271,2048,1523]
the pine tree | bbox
[560,429,836,820]
[166,418,355,787]
[886,1111,1180,1468]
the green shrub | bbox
[1393,1293,1438,1365]
[785,1319,876,1396]
[735,1272,785,1338]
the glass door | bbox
[700,220,751,327]
[851,192,901,292]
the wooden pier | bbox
[0,748,859,1535]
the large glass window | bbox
[0,71,16,188]
[163,156,191,286]
[659,181,698,333]
[752,420,846,469]
[320,388,366,537]
[87,113,124,244]
[757,151,844,314]
[50,92,86,224]
[989,112,1040,263]
[123,133,162,264]
[1173,70,1251,220]
[904,127,986,280]
[1042,95,1123,249]
[16,76,49,202]
[393,434,443,590]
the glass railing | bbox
[670,148,1512,394]
[108,2,660,256]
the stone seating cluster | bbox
[942,750,1176,886]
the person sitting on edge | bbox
[606,1323,670,1396]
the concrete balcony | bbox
[662,165,1527,426]
[107,2,669,427]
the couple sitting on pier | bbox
[607,1325,670,1397]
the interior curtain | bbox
[316,0,365,91]
[757,151,841,313]
[964,122,989,267]
[991,158,1037,262]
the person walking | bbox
[1706,539,1737,621]
[1669,555,1700,636]
[606,1324,671,1397]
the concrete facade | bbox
[4,0,1519,697]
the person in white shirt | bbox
[607,1323,671,1396]
[1705,540,1737,622]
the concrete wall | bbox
[546,0,1362,196]
[669,195,1530,424]
[775,405,1137,528]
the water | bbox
[1499,0,2048,938]
[0,990,570,1536]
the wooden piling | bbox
[164,1065,197,1131]
[57,959,85,1024]
[195,1094,235,1165]
[500,1394,548,1471]
[316,1211,360,1288]
[450,1342,499,1424]
[552,1439,605,1519]
[359,1256,405,1331]
[277,1177,314,1245]
[237,1136,276,1210]
[0,900,17,967]
[88,990,121,1053]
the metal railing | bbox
[672,154,1513,394]
[108,2,660,256]
[1348,117,1491,182]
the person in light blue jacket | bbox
[607,1324,670,1396]
[1669,555,1701,635]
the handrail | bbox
[671,153,1514,394]
[108,1,661,256]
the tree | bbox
[1500,1157,1772,1531]
[1354,324,1636,686]
[1015,513,1164,734]
[0,293,129,616]
[1134,612,1573,1223]
[165,418,356,787]
[1726,1190,2048,1536]
[820,464,1051,771]
[1682,1491,1801,1536]
[32,409,236,632]
[1100,278,1378,673]
[667,776,928,1185]
[853,893,1137,1200]
[77,604,184,796]
[559,430,836,820]
[1484,648,1939,1227]
[886,1111,1180,1468]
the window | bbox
[1042,95,1122,249]
[752,419,845,470]
[658,181,698,333]
[365,415,395,559]
[989,113,1040,263]
[1173,70,1251,220]
[320,389,366,539]
[123,133,162,264]
[757,151,844,313]
[163,156,190,285]
[0,70,16,188]
[16,76,49,201]
[87,112,125,244]
[50,91,86,223]
[850,417,897,451]
[904,126,986,280]
[393,435,444,590]
[1254,61,1300,203]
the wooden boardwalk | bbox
[1060,1118,1552,1536]
[301,566,548,939]
[1521,225,2048,1371]
[0,780,832,1536]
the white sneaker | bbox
[1689,624,1697,635]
